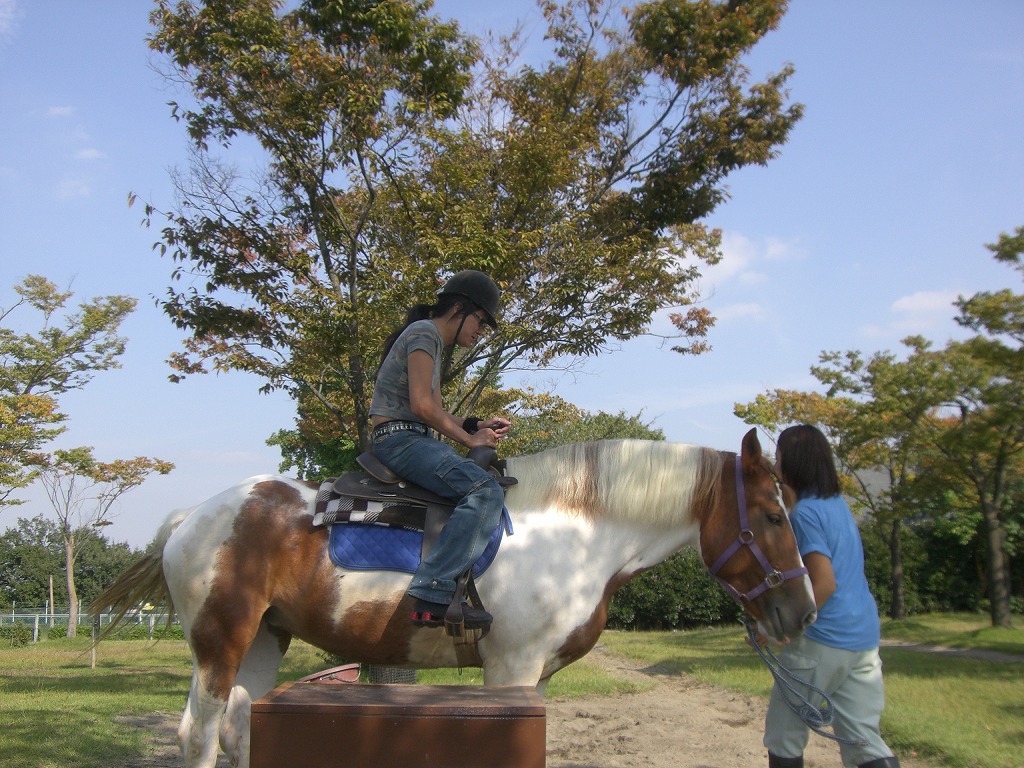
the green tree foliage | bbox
[937,226,1024,627]
[140,0,801,451]
[738,337,958,620]
[0,394,60,509]
[267,428,359,479]
[497,390,664,456]
[608,548,741,630]
[0,516,63,608]
[736,228,1024,627]
[32,448,173,636]
[0,515,138,610]
[0,276,136,507]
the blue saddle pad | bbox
[328,508,512,577]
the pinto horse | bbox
[93,429,816,768]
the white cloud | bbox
[706,231,804,287]
[713,231,758,282]
[75,148,105,161]
[763,235,802,262]
[47,105,75,117]
[861,290,960,339]
[889,290,959,333]
[0,0,17,40]
[891,290,958,316]
[56,178,90,199]
[715,302,765,323]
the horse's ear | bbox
[740,428,762,473]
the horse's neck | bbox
[503,441,713,575]
[504,497,701,580]
[591,516,701,571]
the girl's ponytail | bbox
[380,295,462,364]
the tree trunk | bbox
[981,498,1012,628]
[64,539,78,638]
[888,518,906,620]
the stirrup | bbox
[410,599,491,630]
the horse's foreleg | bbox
[220,618,291,768]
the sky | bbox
[1,1,1022,550]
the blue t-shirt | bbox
[369,320,443,423]
[791,494,880,651]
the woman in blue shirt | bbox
[369,270,510,631]
[763,424,899,768]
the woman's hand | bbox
[465,418,509,449]
[467,429,499,449]
[481,417,511,438]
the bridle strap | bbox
[709,458,808,603]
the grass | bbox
[0,636,635,768]
[0,639,193,768]
[882,613,1024,656]
[0,613,1018,768]
[599,613,1024,768]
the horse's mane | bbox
[506,440,725,527]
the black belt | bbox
[371,420,432,439]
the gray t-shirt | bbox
[369,320,443,423]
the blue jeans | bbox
[371,429,504,604]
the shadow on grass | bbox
[880,647,1023,684]
[0,669,188,695]
[2,704,171,768]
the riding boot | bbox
[768,752,803,768]
[858,757,900,768]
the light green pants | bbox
[763,634,896,767]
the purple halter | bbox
[708,458,808,604]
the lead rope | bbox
[743,620,867,746]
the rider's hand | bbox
[483,417,511,438]
[467,428,499,449]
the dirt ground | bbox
[126,643,938,768]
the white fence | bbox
[1,606,176,642]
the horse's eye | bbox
[767,512,784,527]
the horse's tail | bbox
[90,506,193,642]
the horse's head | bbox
[701,428,817,644]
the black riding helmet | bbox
[437,270,500,328]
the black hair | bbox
[379,294,481,365]
[776,424,841,499]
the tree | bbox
[736,227,1024,627]
[0,515,139,613]
[140,0,801,451]
[737,338,958,620]
[0,516,64,609]
[0,394,61,508]
[32,447,173,636]
[0,275,136,507]
[938,226,1024,627]
[493,390,664,456]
